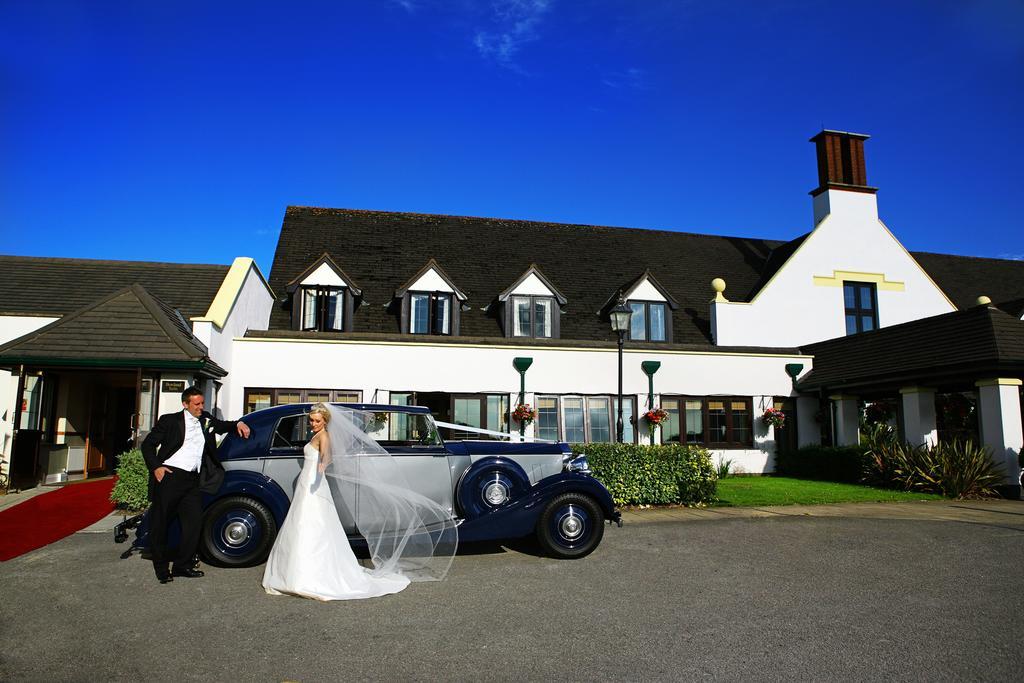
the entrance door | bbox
[86,387,109,474]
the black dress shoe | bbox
[156,572,174,584]
[171,567,205,578]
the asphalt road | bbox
[2,509,1023,682]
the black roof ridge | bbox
[283,205,794,245]
[909,250,1024,264]
[0,254,230,269]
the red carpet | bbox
[0,478,116,561]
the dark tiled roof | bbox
[799,305,1024,392]
[269,207,787,343]
[0,255,229,319]
[910,252,1024,311]
[0,284,225,375]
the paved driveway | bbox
[1,500,1023,681]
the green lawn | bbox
[714,476,945,507]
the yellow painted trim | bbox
[828,394,859,401]
[191,258,274,329]
[812,270,905,291]
[974,378,1023,388]
[899,386,935,395]
[233,335,810,360]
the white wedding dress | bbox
[261,443,410,601]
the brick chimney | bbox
[809,130,877,196]
[810,130,879,225]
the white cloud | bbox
[473,0,552,69]
[997,252,1024,261]
[602,67,650,90]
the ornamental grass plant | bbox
[580,443,717,506]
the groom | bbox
[141,386,250,584]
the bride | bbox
[262,403,457,601]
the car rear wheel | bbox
[201,496,277,568]
[536,492,604,559]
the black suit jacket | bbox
[141,411,238,499]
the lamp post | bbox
[513,357,533,440]
[609,296,633,443]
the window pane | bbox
[859,286,873,310]
[685,400,703,444]
[486,394,509,434]
[453,398,481,439]
[843,284,855,309]
[303,289,317,329]
[587,397,611,443]
[614,397,634,443]
[537,396,559,441]
[563,397,585,443]
[333,392,361,403]
[305,391,331,404]
[273,415,309,449]
[708,400,727,443]
[410,294,429,333]
[325,290,343,331]
[434,295,450,334]
[731,401,750,444]
[513,297,531,336]
[845,314,858,335]
[246,392,270,414]
[276,392,300,406]
[662,398,680,443]
[535,298,552,338]
[861,315,874,332]
[629,302,646,340]
[649,304,666,341]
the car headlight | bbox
[564,454,591,474]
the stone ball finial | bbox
[711,278,728,302]
[976,295,992,306]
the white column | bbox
[830,395,860,446]
[975,379,1023,489]
[900,386,937,447]
[796,396,821,447]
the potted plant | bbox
[643,407,669,439]
[761,407,786,429]
[512,403,536,425]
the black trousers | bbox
[149,467,201,572]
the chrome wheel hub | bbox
[223,521,250,546]
[484,481,509,506]
[558,508,584,540]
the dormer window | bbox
[499,265,566,339]
[301,286,345,331]
[612,270,677,343]
[410,292,452,335]
[286,253,361,333]
[628,301,667,341]
[511,295,554,338]
[396,259,467,336]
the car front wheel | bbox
[536,492,604,559]
[201,496,277,568]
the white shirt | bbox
[162,410,206,472]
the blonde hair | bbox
[309,403,331,424]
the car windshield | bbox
[270,410,442,450]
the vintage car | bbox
[122,403,621,566]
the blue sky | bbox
[1,0,1022,276]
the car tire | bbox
[536,492,604,559]
[201,496,277,568]
[457,460,530,519]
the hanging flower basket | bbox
[643,407,669,438]
[367,412,389,431]
[761,407,786,429]
[512,403,536,425]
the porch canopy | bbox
[799,303,1024,496]
[0,283,226,377]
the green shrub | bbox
[775,445,866,483]
[110,448,150,512]
[577,443,717,506]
